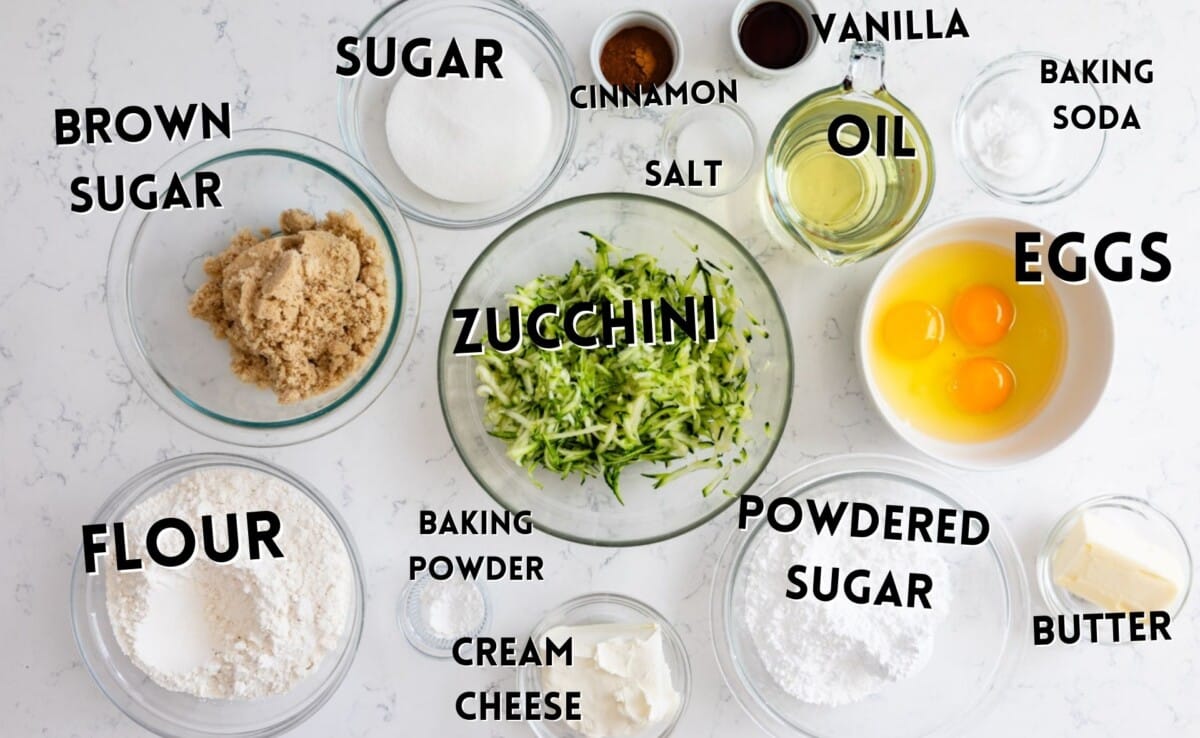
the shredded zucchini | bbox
[473,233,758,502]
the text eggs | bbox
[869,240,1066,442]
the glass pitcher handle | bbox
[843,41,886,93]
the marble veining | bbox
[1,0,1197,735]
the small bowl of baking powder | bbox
[398,572,492,658]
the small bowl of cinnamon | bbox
[590,9,683,90]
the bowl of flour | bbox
[70,453,365,737]
[710,454,1029,738]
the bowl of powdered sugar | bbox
[70,453,364,737]
[711,454,1029,738]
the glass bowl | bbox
[660,103,759,197]
[1037,495,1192,636]
[69,453,365,738]
[107,128,420,446]
[398,573,492,659]
[437,193,794,546]
[517,593,691,738]
[337,0,578,229]
[711,454,1029,738]
[954,52,1106,204]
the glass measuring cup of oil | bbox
[765,42,935,265]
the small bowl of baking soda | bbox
[954,51,1106,204]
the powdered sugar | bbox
[742,492,951,706]
[104,467,352,700]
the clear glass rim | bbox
[710,453,1029,738]
[106,127,420,447]
[517,592,693,738]
[436,192,796,547]
[952,51,1107,205]
[69,452,366,737]
[335,0,579,229]
[1036,494,1193,632]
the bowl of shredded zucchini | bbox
[439,194,793,545]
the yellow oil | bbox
[786,147,870,229]
[768,88,931,263]
[869,241,1068,443]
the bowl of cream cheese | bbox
[518,593,691,738]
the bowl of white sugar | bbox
[70,453,365,737]
[711,454,1029,738]
[337,0,578,229]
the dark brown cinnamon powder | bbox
[599,26,674,88]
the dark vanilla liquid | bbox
[738,2,810,69]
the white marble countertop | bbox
[2,0,1198,735]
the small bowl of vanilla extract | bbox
[731,0,817,78]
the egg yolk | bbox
[949,357,1015,414]
[882,301,944,359]
[951,284,1015,346]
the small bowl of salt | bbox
[661,103,760,197]
[399,573,491,658]
[954,51,1106,204]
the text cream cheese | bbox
[540,623,680,737]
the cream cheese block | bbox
[540,623,680,738]
[1052,512,1183,612]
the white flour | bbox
[743,494,951,706]
[105,467,352,700]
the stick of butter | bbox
[1052,512,1183,612]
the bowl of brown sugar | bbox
[107,128,420,446]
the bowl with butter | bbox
[1038,495,1191,643]
[518,592,691,738]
